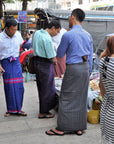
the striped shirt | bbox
[99,57,114,144]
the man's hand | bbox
[51,57,57,65]
[0,64,5,75]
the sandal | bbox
[4,112,11,117]
[4,112,17,117]
[17,111,27,116]
[4,111,27,117]
[38,112,54,119]
[45,129,64,136]
[75,131,83,136]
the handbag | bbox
[28,56,35,74]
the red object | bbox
[54,55,66,77]
[19,49,33,64]
[19,40,26,54]
[22,40,26,45]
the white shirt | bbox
[52,28,67,51]
[26,38,32,44]
[0,30,23,60]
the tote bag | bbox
[28,56,35,74]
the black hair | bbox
[71,8,85,22]
[47,20,61,29]
[30,31,33,34]
[5,19,17,28]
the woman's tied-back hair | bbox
[5,19,17,28]
[71,8,85,22]
[47,20,61,29]
[100,35,114,59]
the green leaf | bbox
[6,0,15,3]
[21,0,32,1]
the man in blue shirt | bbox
[32,20,61,119]
[46,8,93,136]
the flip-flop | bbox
[4,111,27,117]
[17,111,27,116]
[4,112,19,117]
[45,129,64,136]
[75,131,83,136]
[4,112,11,117]
[38,112,54,119]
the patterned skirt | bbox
[34,56,57,113]
[100,95,114,144]
[1,57,24,113]
[57,62,89,132]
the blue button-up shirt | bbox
[57,25,93,74]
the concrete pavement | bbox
[0,79,101,144]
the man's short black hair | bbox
[47,20,61,29]
[71,8,85,22]
[5,19,17,28]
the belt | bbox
[34,56,52,63]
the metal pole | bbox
[19,23,21,31]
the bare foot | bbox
[4,112,10,117]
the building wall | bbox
[61,0,114,10]
[4,0,114,11]
[4,0,46,10]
